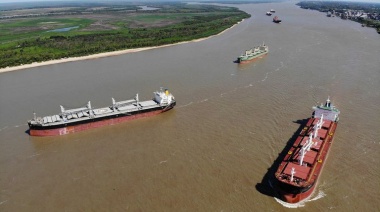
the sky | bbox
[0,0,379,3]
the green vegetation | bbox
[0,3,250,68]
[297,1,380,13]
[0,18,94,43]
[297,1,380,34]
[202,0,285,4]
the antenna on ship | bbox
[33,112,36,120]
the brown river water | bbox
[0,2,379,211]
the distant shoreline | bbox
[0,20,243,74]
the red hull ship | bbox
[274,97,340,203]
[273,16,282,23]
[28,88,175,136]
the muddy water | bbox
[1,2,379,211]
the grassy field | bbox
[0,2,250,68]
[0,18,94,43]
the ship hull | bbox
[274,117,338,203]
[276,181,316,203]
[273,16,282,23]
[29,103,175,136]
[238,52,268,64]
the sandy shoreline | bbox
[0,20,243,74]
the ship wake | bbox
[177,102,193,108]
[0,124,28,133]
[274,190,326,208]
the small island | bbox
[0,1,250,69]
[297,1,380,34]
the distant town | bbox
[297,1,380,34]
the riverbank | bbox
[0,21,243,74]
[297,1,380,34]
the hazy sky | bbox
[0,0,379,3]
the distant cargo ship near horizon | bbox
[237,43,268,64]
[28,88,176,136]
[273,16,282,23]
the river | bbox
[0,2,379,211]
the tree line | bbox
[1,10,249,68]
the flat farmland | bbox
[0,2,250,68]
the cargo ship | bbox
[273,97,340,203]
[266,12,272,16]
[28,88,176,136]
[237,43,268,64]
[273,16,282,23]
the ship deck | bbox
[283,163,310,181]
[275,117,337,188]
[37,100,161,127]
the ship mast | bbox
[314,125,318,138]
[112,98,116,111]
[300,134,314,165]
[88,101,94,118]
[314,114,324,138]
[60,105,65,113]
[290,167,296,182]
[135,93,139,104]
[319,114,324,125]
[325,96,331,107]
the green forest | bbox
[0,3,250,68]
